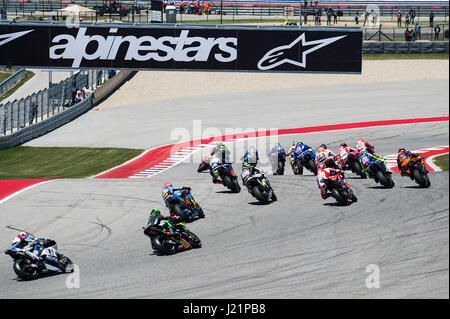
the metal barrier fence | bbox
[0,69,109,135]
[0,68,25,98]
[2,1,449,20]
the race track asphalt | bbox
[0,78,448,298]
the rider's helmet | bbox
[297,140,303,145]
[292,141,296,146]
[398,148,406,154]
[365,142,375,154]
[340,143,347,148]
[162,182,174,198]
[246,147,258,164]
[319,144,327,150]
[12,232,29,245]
[317,163,326,170]
[150,208,161,219]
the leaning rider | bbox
[144,209,191,251]
[316,163,345,200]
[397,148,424,177]
[161,182,204,218]
[240,146,259,185]
[209,142,231,184]
[10,232,60,269]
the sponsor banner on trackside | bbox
[0,23,362,73]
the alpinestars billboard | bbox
[0,23,362,73]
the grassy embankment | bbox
[0,146,144,179]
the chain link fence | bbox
[0,69,110,135]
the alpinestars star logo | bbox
[0,30,34,46]
[257,33,346,71]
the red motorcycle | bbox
[323,172,358,206]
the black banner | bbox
[0,22,362,73]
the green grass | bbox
[0,72,13,83]
[433,153,449,171]
[0,146,144,179]
[0,71,35,103]
[363,53,449,60]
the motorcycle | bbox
[269,149,286,175]
[143,211,201,255]
[197,156,211,173]
[5,241,74,280]
[343,149,367,179]
[323,172,358,206]
[242,167,277,203]
[361,153,395,188]
[170,187,205,222]
[407,156,431,188]
[214,163,241,193]
[294,147,318,175]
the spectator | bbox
[326,8,332,26]
[397,11,402,27]
[405,28,410,41]
[75,90,83,103]
[333,10,337,24]
[415,23,421,40]
[107,69,116,78]
[314,10,318,25]
[410,28,416,42]
[411,9,416,24]
[29,102,38,125]
[303,12,307,25]
[355,10,359,25]
[429,11,434,28]
[363,11,369,26]
[434,25,441,40]
[405,13,410,27]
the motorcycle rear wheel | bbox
[413,169,431,188]
[252,186,269,203]
[353,161,367,179]
[174,204,193,222]
[331,188,350,206]
[376,170,394,188]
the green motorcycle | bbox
[143,211,201,255]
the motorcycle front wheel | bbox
[13,260,39,280]
[152,235,177,255]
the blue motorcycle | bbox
[292,146,317,176]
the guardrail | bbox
[0,96,93,150]
[0,69,111,136]
[363,40,449,53]
[0,68,25,98]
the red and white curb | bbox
[93,116,449,179]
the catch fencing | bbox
[0,68,25,98]
[0,69,109,136]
